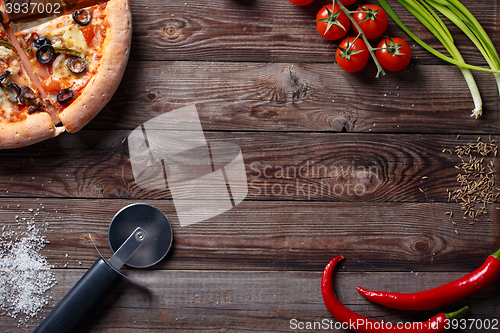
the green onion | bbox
[425,0,500,96]
[377,0,500,118]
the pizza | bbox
[0,0,131,148]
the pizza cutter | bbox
[34,203,173,333]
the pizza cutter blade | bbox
[34,203,173,333]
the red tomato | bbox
[352,4,388,40]
[288,0,314,5]
[338,0,357,5]
[80,25,97,46]
[316,4,350,41]
[376,37,412,71]
[336,37,369,73]
[41,78,61,93]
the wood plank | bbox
[92,61,500,133]
[0,132,496,203]
[2,0,500,331]
[129,0,499,65]
[1,270,497,332]
[0,199,498,272]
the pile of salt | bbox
[0,214,56,325]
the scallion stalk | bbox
[425,0,500,96]
[378,0,488,118]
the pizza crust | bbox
[0,112,62,149]
[58,0,132,133]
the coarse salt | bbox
[0,214,56,325]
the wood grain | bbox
[0,132,496,203]
[129,0,498,65]
[87,61,500,133]
[0,199,498,272]
[1,0,500,331]
[1,270,497,332]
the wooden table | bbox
[1,0,499,331]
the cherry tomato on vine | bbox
[316,4,350,41]
[336,37,369,73]
[376,37,412,71]
[338,0,357,5]
[352,4,388,40]
[288,0,314,6]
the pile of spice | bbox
[446,136,499,224]
[0,213,56,326]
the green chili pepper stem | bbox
[445,306,468,320]
[335,0,386,78]
[490,248,500,260]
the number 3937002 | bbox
[6,1,61,14]
[444,318,499,330]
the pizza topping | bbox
[67,56,86,74]
[6,82,20,103]
[62,26,88,53]
[0,40,13,50]
[48,26,88,56]
[20,86,37,101]
[19,86,44,109]
[0,45,15,59]
[72,9,91,26]
[28,105,41,114]
[80,25,97,47]
[0,70,10,86]
[57,88,73,104]
[36,44,54,64]
[41,77,61,93]
[53,47,85,59]
[3,81,45,111]
[33,37,51,50]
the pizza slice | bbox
[0,0,130,148]
[15,0,131,132]
[0,22,61,148]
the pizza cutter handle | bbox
[33,258,123,333]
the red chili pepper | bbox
[357,248,500,310]
[321,256,467,333]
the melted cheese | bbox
[51,26,88,54]
[0,46,14,59]
[0,87,21,121]
[46,54,88,106]
[62,26,88,53]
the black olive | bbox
[33,37,51,49]
[72,9,91,26]
[57,88,73,104]
[36,44,54,64]
[0,70,10,87]
[67,56,87,74]
[6,82,21,103]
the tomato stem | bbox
[316,5,348,37]
[337,34,366,60]
[373,37,406,55]
[335,0,386,78]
